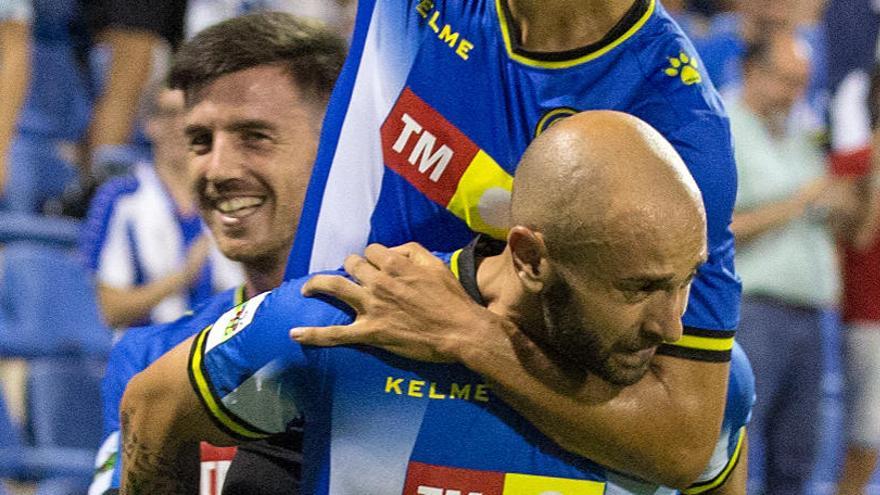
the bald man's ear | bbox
[508,226,552,294]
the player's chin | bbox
[603,352,654,386]
[215,236,265,263]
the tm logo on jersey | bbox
[402,461,606,495]
[381,87,513,239]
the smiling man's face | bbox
[185,64,321,265]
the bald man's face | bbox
[539,216,706,385]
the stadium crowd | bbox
[0,0,879,494]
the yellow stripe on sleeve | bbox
[669,333,735,352]
[189,326,268,440]
[446,150,513,240]
[683,426,746,494]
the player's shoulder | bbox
[105,322,177,382]
[628,4,728,131]
[225,271,356,331]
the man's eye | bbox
[621,286,652,302]
[243,131,271,145]
[188,134,212,154]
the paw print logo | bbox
[664,52,702,86]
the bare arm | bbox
[98,236,209,327]
[458,319,727,488]
[119,335,234,494]
[0,19,30,191]
[291,243,726,488]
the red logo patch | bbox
[402,461,505,495]
[381,88,479,206]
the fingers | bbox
[363,244,407,275]
[342,253,382,285]
[365,242,444,273]
[301,274,367,313]
[389,242,443,268]
[290,324,363,347]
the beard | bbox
[539,279,654,386]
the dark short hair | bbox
[168,12,347,102]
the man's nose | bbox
[201,133,244,182]
[643,289,686,343]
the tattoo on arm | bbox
[120,411,199,494]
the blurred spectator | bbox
[0,0,31,196]
[678,0,830,101]
[2,0,90,213]
[54,0,188,218]
[82,0,186,164]
[186,0,356,39]
[729,32,853,495]
[828,1,880,492]
[79,87,242,329]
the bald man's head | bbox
[505,111,707,385]
[511,110,705,265]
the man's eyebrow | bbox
[618,262,704,287]
[184,123,210,138]
[226,119,277,133]
[183,120,278,137]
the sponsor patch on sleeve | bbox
[204,291,269,353]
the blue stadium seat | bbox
[34,476,91,495]
[0,387,23,479]
[22,357,104,481]
[0,213,80,248]
[0,242,111,358]
[28,357,103,449]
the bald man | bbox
[119,111,751,494]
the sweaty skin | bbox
[292,111,729,488]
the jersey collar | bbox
[233,284,248,306]
[451,236,507,306]
[496,0,654,69]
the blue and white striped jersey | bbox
[290,0,741,350]
[80,162,243,325]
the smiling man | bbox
[88,13,347,495]
[120,111,750,495]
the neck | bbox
[476,249,546,333]
[506,0,637,52]
[242,252,289,299]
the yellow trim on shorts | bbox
[682,426,746,494]
[189,326,267,440]
[495,0,655,69]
